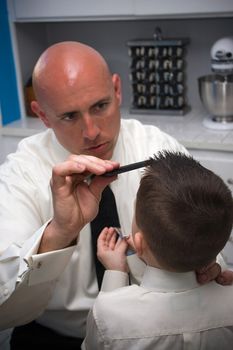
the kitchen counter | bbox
[1,108,233,153]
[123,108,233,152]
[0,134,23,164]
[3,108,232,152]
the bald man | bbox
[0,42,231,350]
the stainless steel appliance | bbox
[198,36,233,130]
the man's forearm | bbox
[38,219,80,253]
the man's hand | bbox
[196,261,233,285]
[39,155,119,253]
[97,227,129,272]
[216,270,233,285]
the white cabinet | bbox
[9,0,134,21]
[188,149,233,194]
[9,0,233,21]
[134,0,233,18]
[189,148,233,268]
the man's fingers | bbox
[51,156,119,189]
[88,175,117,204]
[216,270,233,285]
[51,161,86,188]
[68,155,119,176]
[197,262,221,284]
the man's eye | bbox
[62,113,76,121]
[94,102,108,112]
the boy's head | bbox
[134,151,233,272]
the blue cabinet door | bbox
[0,0,20,125]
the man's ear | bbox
[31,101,51,128]
[112,74,122,106]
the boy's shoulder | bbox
[94,284,142,318]
[93,281,233,340]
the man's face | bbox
[35,70,122,160]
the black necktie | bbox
[91,185,120,289]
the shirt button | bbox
[37,261,42,269]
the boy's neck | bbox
[142,253,178,273]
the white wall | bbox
[14,17,233,111]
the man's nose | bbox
[82,115,100,140]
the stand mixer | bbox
[198,36,233,130]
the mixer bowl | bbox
[198,74,233,122]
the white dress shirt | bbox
[83,266,233,350]
[0,119,188,335]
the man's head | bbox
[134,152,233,272]
[31,41,122,159]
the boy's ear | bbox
[134,231,144,258]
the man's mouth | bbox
[84,142,109,153]
[86,142,106,151]
[83,141,113,159]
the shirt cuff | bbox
[26,245,76,286]
[101,270,129,292]
[21,221,76,286]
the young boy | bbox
[83,151,233,350]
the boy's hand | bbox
[97,227,129,273]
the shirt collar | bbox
[141,265,200,292]
[50,130,71,162]
[111,122,124,163]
